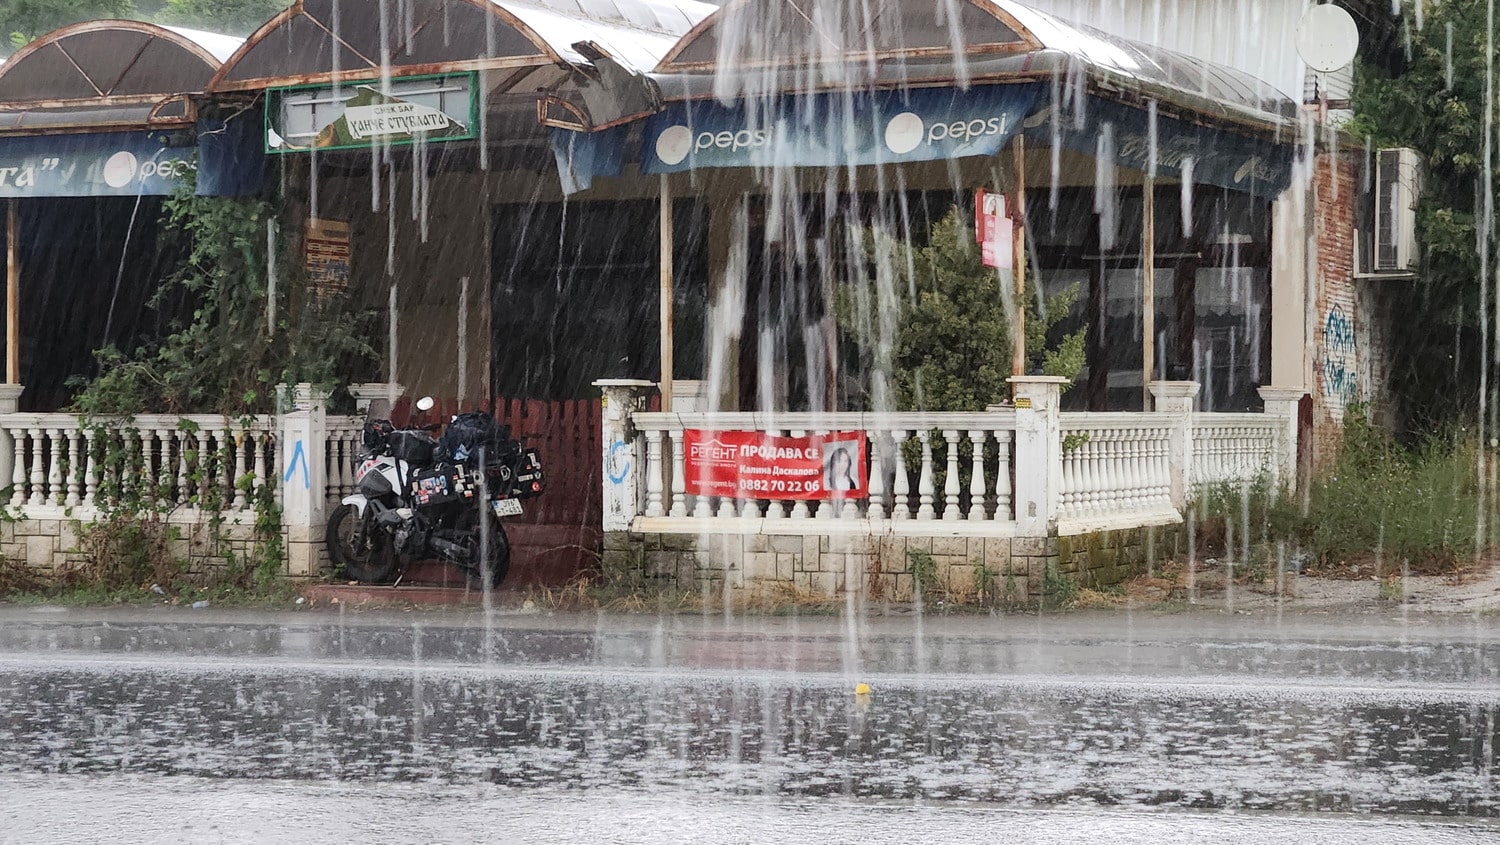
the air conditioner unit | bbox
[1374,147,1422,273]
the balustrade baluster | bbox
[1083,433,1102,515]
[231,431,248,510]
[141,429,158,504]
[176,429,191,505]
[44,429,62,506]
[1059,436,1076,516]
[253,432,269,500]
[839,434,864,520]
[27,428,44,507]
[967,429,987,520]
[994,430,1012,521]
[1124,430,1140,511]
[326,436,343,502]
[644,429,665,517]
[66,428,82,508]
[10,428,25,507]
[197,426,218,506]
[891,430,911,520]
[866,429,887,521]
[942,429,961,521]
[916,429,936,520]
[1158,431,1173,505]
[668,432,687,517]
[1095,431,1114,513]
[83,429,99,510]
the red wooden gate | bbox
[391,396,603,586]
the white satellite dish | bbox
[1296,4,1360,73]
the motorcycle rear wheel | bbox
[457,507,511,591]
[326,504,398,583]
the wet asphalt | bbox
[0,606,1498,843]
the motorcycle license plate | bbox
[492,498,523,518]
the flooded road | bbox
[0,607,1497,842]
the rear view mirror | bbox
[415,396,436,412]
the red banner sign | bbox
[683,430,868,500]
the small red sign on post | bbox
[975,188,1013,270]
[683,430,867,500]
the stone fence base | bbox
[5,508,285,579]
[604,524,1184,603]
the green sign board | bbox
[265,72,478,154]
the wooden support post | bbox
[1143,177,1156,409]
[659,174,675,411]
[1011,137,1027,381]
[6,199,18,385]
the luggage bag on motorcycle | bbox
[388,430,439,465]
[440,411,511,463]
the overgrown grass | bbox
[1195,409,1479,575]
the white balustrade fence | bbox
[1059,414,1175,520]
[630,411,1017,525]
[0,414,280,513]
[612,384,1298,538]
[324,416,366,505]
[1192,415,1281,488]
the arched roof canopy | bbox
[657,0,1041,72]
[210,0,710,93]
[0,20,241,133]
[653,0,1297,132]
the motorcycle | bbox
[325,397,544,590]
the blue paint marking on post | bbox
[606,440,631,484]
[284,439,310,489]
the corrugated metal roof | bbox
[649,0,1298,134]
[210,0,713,92]
[160,25,247,63]
[502,0,713,72]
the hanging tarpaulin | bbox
[0,130,203,198]
[551,125,627,195]
[1028,97,1296,199]
[641,83,1043,174]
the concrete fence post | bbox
[1008,376,1068,537]
[1258,386,1304,492]
[349,382,405,417]
[0,384,22,497]
[279,382,330,577]
[594,379,655,532]
[1150,381,1200,510]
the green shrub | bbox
[1197,408,1478,572]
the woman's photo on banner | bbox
[823,441,860,493]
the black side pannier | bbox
[410,464,466,507]
[388,430,439,466]
[363,419,395,450]
[506,448,545,499]
[441,411,510,463]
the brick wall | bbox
[1310,152,1362,471]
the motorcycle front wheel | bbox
[326,503,397,583]
[457,507,511,591]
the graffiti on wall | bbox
[1321,305,1358,414]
